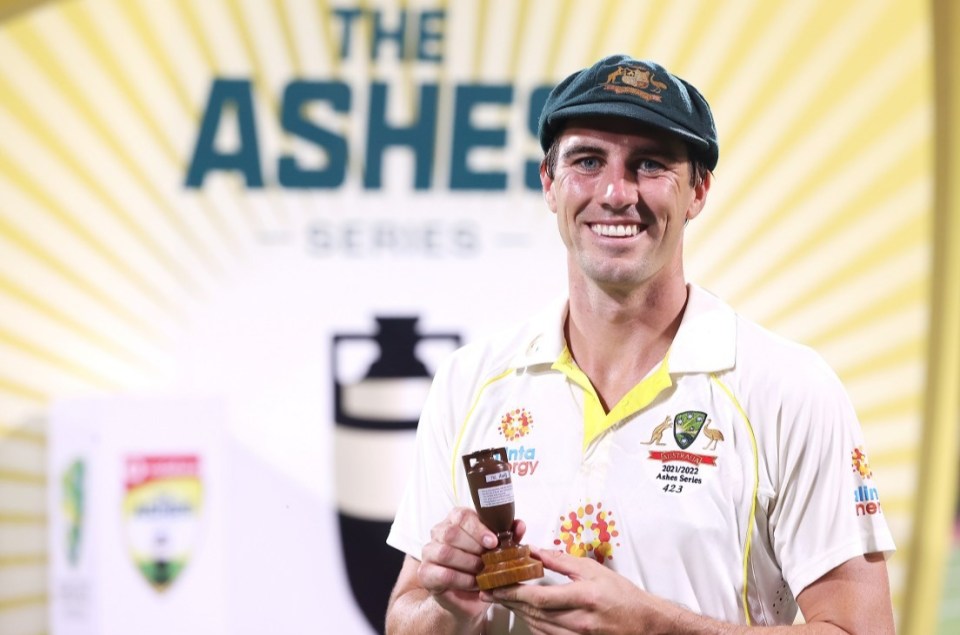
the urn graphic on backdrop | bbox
[333,317,460,633]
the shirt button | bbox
[527,336,541,356]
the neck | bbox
[565,276,688,410]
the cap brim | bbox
[544,101,713,164]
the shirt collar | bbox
[669,283,737,374]
[509,296,569,368]
[509,284,736,374]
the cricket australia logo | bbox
[602,64,668,102]
[673,411,707,449]
[646,410,723,479]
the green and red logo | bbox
[123,455,202,592]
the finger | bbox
[489,579,584,611]
[448,506,498,544]
[417,558,481,594]
[496,600,579,635]
[430,508,498,554]
[530,547,593,581]
[421,539,484,576]
[452,507,500,550]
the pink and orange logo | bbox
[851,447,873,479]
[499,407,534,441]
[553,502,620,564]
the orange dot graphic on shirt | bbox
[851,446,873,479]
[553,501,620,564]
[499,407,534,440]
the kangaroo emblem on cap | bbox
[606,65,668,92]
[603,65,668,102]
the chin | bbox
[586,269,649,290]
[580,257,648,286]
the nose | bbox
[601,164,638,211]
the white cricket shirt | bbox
[387,284,895,630]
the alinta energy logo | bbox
[61,459,86,567]
[499,408,538,477]
[553,502,620,564]
[851,446,873,479]
[851,446,883,518]
[499,407,533,441]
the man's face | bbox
[541,117,710,294]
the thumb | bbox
[512,518,527,543]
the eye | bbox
[574,156,602,171]
[637,158,665,173]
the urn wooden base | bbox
[476,545,544,590]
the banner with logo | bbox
[0,1,945,633]
[48,398,227,635]
[123,455,203,592]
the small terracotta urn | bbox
[462,447,544,590]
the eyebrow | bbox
[561,141,684,164]
[560,143,607,162]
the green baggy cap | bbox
[538,55,719,171]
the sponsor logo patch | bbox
[851,446,873,479]
[500,408,538,476]
[499,407,534,440]
[851,447,883,517]
[505,445,538,477]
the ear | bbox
[540,160,558,213]
[685,170,712,222]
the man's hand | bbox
[417,506,503,619]
[386,507,527,635]
[481,547,677,635]
[482,549,895,635]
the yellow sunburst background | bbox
[0,1,957,634]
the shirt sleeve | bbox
[386,354,462,560]
[767,353,896,597]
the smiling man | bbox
[385,55,896,635]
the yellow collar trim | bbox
[552,347,673,449]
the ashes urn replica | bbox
[462,448,544,590]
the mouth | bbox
[589,223,642,238]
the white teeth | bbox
[590,224,639,237]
